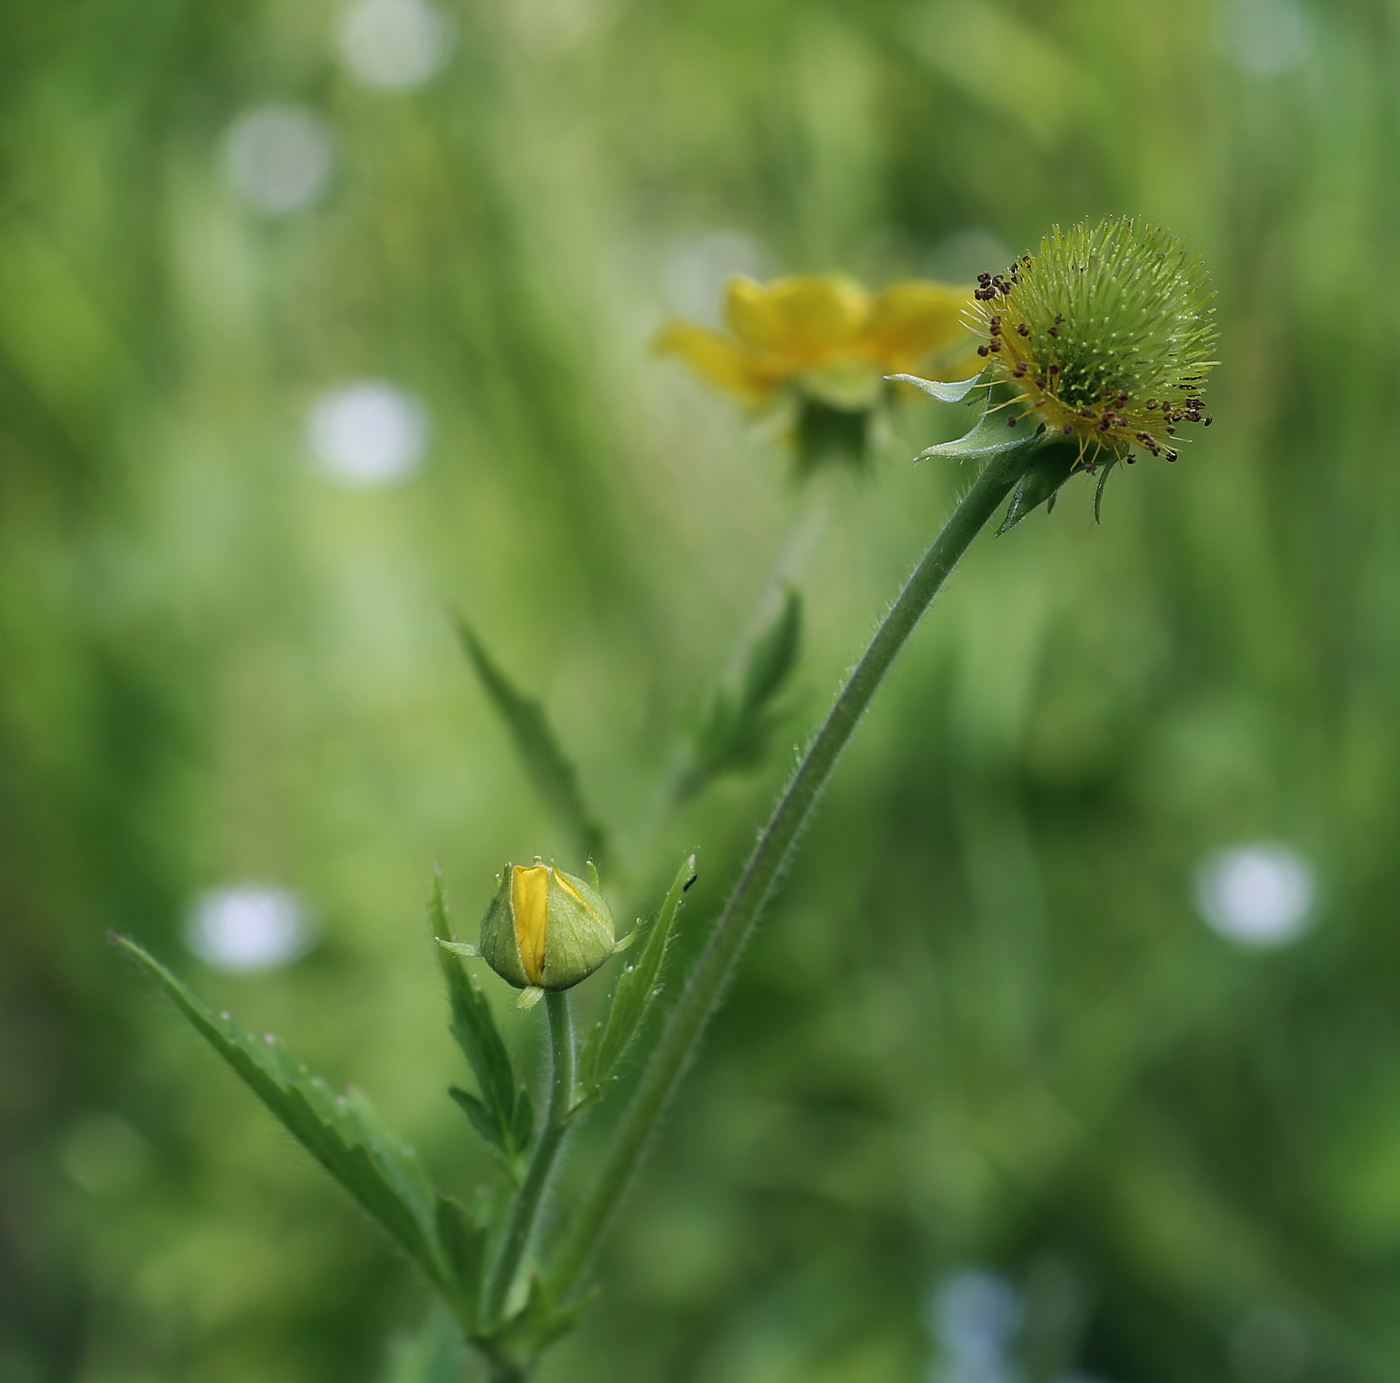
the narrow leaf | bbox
[112,934,444,1283]
[577,853,695,1102]
[429,870,533,1167]
[681,592,802,798]
[435,1195,488,1327]
[454,615,606,865]
[887,372,985,402]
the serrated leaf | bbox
[887,372,986,402]
[577,853,695,1103]
[917,408,1036,462]
[112,934,444,1284]
[453,615,606,866]
[429,870,533,1170]
[680,591,802,798]
[435,1195,487,1327]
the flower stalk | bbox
[544,435,1042,1303]
[483,989,575,1326]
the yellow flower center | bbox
[512,864,550,984]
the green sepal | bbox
[997,440,1080,533]
[794,396,869,473]
[887,372,985,402]
[434,1194,488,1330]
[428,869,535,1172]
[917,408,1035,463]
[576,853,695,1109]
[453,615,607,868]
[111,934,447,1286]
[1093,456,1119,523]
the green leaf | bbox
[435,1194,488,1327]
[681,590,802,798]
[887,371,986,402]
[917,408,1036,462]
[112,934,445,1285]
[577,853,695,1104]
[453,614,606,866]
[385,1304,469,1383]
[480,1275,599,1369]
[428,869,535,1171]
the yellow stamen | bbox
[512,864,550,985]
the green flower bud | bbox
[477,859,620,1006]
[970,217,1217,467]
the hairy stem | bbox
[545,442,1039,1302]
[482,990,575,1325]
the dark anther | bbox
[1146,399,1158,409]
[1054,314,1064,324]
[1007,416,1018,427]
[989,339,1001,351]
[978,273,991,284]
[977,345,990,357]
[1204,416,1213,426]
[1048,363,1060,374]
[1048,327,1058,337]
[1166,426,1176,435]
[1166,450,1178,461]
[1017,323,1029,336]
[1063,423,1075,435]
[990,315,1002,329]
[1014,362,1028,376]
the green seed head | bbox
[970,217,1218,464]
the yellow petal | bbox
[724,274,872,366]
[863,280,976,371]
[653,321,776,403]
[512,864,550,986]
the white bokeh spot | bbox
[307,381,429,487]
[926,1267,1022,1383]
[1195,843,1316,947]
[339,0,453,89]
[1215,0,1317,76]
[659,229,772,325]
[186,884,312,972]
[225,103,334,215]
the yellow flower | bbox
[655,273,979,412]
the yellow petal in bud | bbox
[478,859,622,996]
[511,864,550,985]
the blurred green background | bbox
[4,0,1398,1380]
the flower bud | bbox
[478,859,619,1004]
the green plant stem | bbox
[482,990,575,1325]
[545,441,1039,1303]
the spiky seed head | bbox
[969,217,1217,467]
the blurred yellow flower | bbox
[655,273,978,412]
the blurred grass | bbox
[5,0,1400,1380]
